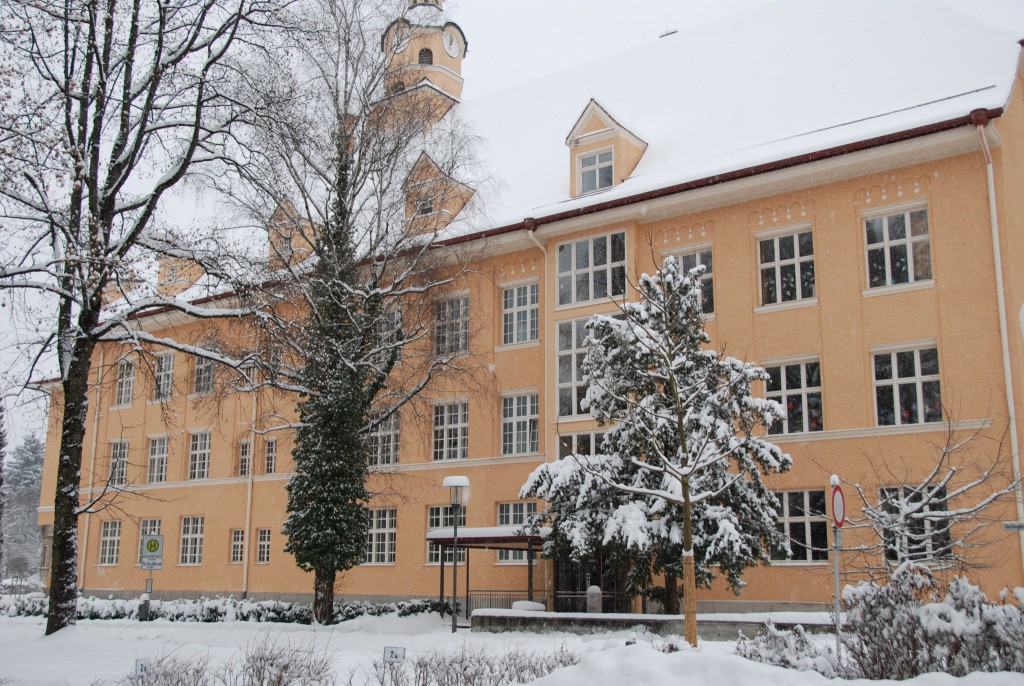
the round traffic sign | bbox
[146,539,160,553]
[831,485,846,528]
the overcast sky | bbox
[3,0,1024,445]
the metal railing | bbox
[467,589,541,614]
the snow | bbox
[1,613,1021,686]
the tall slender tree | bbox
[524,257,790,645]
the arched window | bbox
[418,48,433,65]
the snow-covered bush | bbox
[737,565,1024,679]
[735,624,837,677]
[350,645,579,686]
[0,594,444,624]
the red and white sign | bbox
[831,485,846,528]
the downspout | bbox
[973,109,1024,573]
[524,219,552,604]
[79,346,105,592]
[241,380,258,599]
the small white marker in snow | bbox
[383,646,406,663]
[134,659,150,677]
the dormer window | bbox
[165,265,179,285]
[419,48,433,65]
[416,199,434,216]
[579,149,613,194]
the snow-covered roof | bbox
[451,0,1023,236]
[426,526,551,544]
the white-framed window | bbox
[264,439,277,475]
[114,357,135,406]
[578,148,613,194]
[256,528,271,564]
[765,359,823,434]
[368,412,400,466]
[152,352,174,401]
[758,229,815,306]
[427,505,466,564]
[188,431,211,480]
[379,307,403,361]
[432,402,468,461]
[771,490,828,563]
[873,347,941,426]
[147,436,167,484]
[415,199,434,216]
[229,529,245,564]
[237,441,251,477]
[497,502,538,563]
[502,283,539,345]
[193,357,215,395]
[364,508,397,564]
[865,207,931,289]
[98,520,121,565]
[434,296,469,356]
[179,516,204,565]
[558,431,606,459]
[557,319,590,418]
[164,264,179,285]
[880,485,951,563]
[557,231,626,306]
[109,441,128,486]
[672,248,714,314]
[501,394,539,455]
[138,518,161,563]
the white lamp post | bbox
[442,475,470,633]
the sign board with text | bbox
[140,535,164,570]
[383,646,406,663]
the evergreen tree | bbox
[523,256,790,645]
[5,435,44,495]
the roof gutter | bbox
[438,108,1005,248]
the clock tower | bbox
[382,0,468,100]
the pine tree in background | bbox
[3,434,45,583]
[5,435,43,495]
[523,256,790,645]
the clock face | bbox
[442,29,460,58]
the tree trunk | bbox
[681,476,698,647]
[45,338,96,635]
[313,567,336,625]
[664,569,679,615]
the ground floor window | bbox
[179,516,205,565]
[427,505,466,564]
[881,486,951,563]
[364,509,397,564]
[771,490,828,562]
[497,502,537,563]
[99,520,121,565]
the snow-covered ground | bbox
[0,613,1022,686]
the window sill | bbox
[555,415,594,425]
[425,562,465,567]
[500,451,543,459]
[767,418,988,444]
[147,398,170,405]
[495,560,537,566]
[431,457,468,462]
[754,298,818,315]
[109,403,133,411]
[494,340,540,353]
[554,295,626,312]
[96,563,118,567]
[862,279,934,299]
[177,563,203,567]
[188,391,213,400]
[768,560,830,567]
[361,562,397,567]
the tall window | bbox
[502,283,539,345]
[759,230,815,306]
[153,352,174,400]
[237,441,251,477]
[765,359,823,434]
[364,508,397,564]
[229,529,245,564]
[771,490,828,563]
[865,208,931,289]
[558,431,605,459]
[193,357,215,395]
[109,441,128,486]
[256,528,271,564]
[557,319,590,418]
[432,402,468,461]
[434,297,469,356]
[557,231,626,306]
[138,519,161,563]
[188,432,211,480]
[369,412,400,466]
[114,358,134,406]
[673,248,714,314]
[179,516,204,565]
[264,439,277,475]
[497,502,537,563]
[427,505,466,564]
[873,347,941,426]
[881,486,951,563]
[502,394,539,455]
[579,149,613,194]
[98,520,121,565]
[418,47,433,65]
[147,437,167,483]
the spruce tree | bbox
[283,137,398,624]
[523,256,790,645]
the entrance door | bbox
[553,552,630,612]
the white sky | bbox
[2,0,1023,445]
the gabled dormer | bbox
[267,201,314,270]
[565,99,648,198]
[403,152,474,234]
[156,256,203,298]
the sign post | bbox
[830,476,846,661]
[139,535,164,622]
